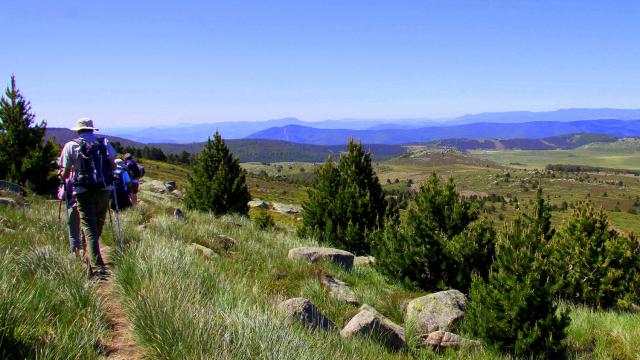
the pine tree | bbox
[548,202,640,309]
[463,212,569,356]
[184,131,250,215]
[299,139,387,255]
[0,76,57,194]
[373,173,495,291]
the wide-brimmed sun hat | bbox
[115,158,124,166]
[70,117,99,131]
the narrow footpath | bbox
[96,247,143,360]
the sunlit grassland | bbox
[0,196,109,359]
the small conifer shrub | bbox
[548,202,640,309]
[252,209,275,230]
[184,131,251,216]
[463,212,569,357]
[299,139,387,255]
[0,76,57,194]
[373,174,496,292]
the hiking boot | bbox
[92,267,111,281]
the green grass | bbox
[0,197,108,359]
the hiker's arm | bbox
[59,144,73,179]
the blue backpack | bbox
[72,137,114,190]
[111,168,132,211]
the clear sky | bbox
[2,1,639,128]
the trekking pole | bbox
[112,187,125,251]
[57,198,64,241]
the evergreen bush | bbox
[252,209,275,230]
[0,76,57,194]
[548,203,640,309]
[184,131,251,216]
[299,139,387,255]
[463,212,569,356]
[373,174,495,292]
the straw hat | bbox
[70,117,99,131]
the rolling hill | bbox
[246,120,640,145]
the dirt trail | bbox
[96,247,143,360]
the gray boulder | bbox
[0,197,18,207]
[140,180,167,193]
[340,304,405,350]
[354,256,375,266]
[248,199,270,209]
[278,297,336,331]
[320,273,358,305]
[406,290,466,335]
[420,331,480,351]
[189,243,219,259]
[271,202,302,215]
[288,247,354,270]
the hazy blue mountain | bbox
[103,108,640,143]
[246,120,640,145]
[450,108,640,124]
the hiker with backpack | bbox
[59,118,116,278]
[112,158,132,211]
[124,153,144,206]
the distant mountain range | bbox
[46,126,628,163]
[247,119,640,145]
[104,108,640,143]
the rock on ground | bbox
[248,199,270,209]
[271,202,302,215]
[354,256,375,266]
[140,180,167,193]
[340,304,405,350]
[420,331,480,351]
[320,273,359,305]
[278,297,336,331]
[0,197,18,207]
[288,247,354,270]
[406,290,466,335]
[216,234,237,250]
[189,243,219,259]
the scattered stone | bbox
[354,256,375,266]
[248,199,270,209]
[189,243,219,259]
[0,197,18,207]
[216,234,237,250]
[172,190,184,199]
[140,180,167,193]
[278,297,336,331]
[420,331,480,351]
[165,181,176,192]
[406,290,466,335]
[174,208,185,220]
[288,247,355,270]
[320,273,359,305]
[136,224,146,232]
[271,202,302,215]
[340,304,405,350]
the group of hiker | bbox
[57,118,144,277]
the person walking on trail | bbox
[112,158,133,211]
[124,153,143,206]
[57,172,82,256]
[59,118,116,278]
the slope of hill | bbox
[427,133,619,151]
[45,128,406,162]
[247,120,640,145]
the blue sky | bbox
[2,1,639,128]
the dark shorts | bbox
[131,181,139,194]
